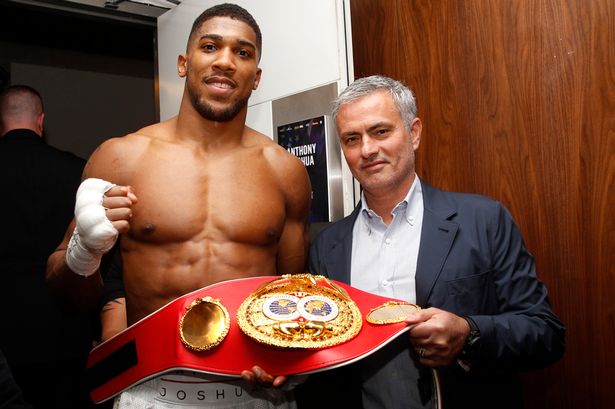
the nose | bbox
[212,47,236,72]
[360,135,378,158]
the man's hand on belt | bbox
[241,365,287,388]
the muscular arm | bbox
[273,150,312,274]
[45,138,137,309]
[100,298,127,341]
[46,219,105,310]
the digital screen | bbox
[277,116,329,222]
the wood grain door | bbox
[349,0,615,407]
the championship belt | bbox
[87,274,426,404]
[236,274,363,349]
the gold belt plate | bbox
[237,274,362,349]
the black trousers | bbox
[9,359,112,409]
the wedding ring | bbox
[419,347,426,358]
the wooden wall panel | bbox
[349,0,614,407]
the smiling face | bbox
[178,16,262,122]
[336,90,422,201]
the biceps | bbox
[276,220,309,274]
[100,298,127,341]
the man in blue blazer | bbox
[301,76,565,409]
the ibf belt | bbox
[235,274,363,349]
[87,274,422,404]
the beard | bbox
[188,83,250,122]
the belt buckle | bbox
[237,274,362,349]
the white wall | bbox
[158,0,345,120]
[157,0,356,214]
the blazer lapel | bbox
[322,205,360,284]
[415,182,459,306]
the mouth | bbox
[361,160,386,171]
[204,76,237,91]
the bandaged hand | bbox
[66,178,135,277]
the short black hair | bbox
[188,3,262,60]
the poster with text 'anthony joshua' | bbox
[277,116,329,223]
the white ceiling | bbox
[7,0,179,25]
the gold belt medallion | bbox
[237,274,362,349]
[179,297,230,352]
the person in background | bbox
[0,347,32,409]
[0,85,97,408]
[46,3,311,408]
[300,75,565,409]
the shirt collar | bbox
[1,128,43,142]
[404,176,422,226]
[359,174,422,227]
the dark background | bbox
[0,1,159,159]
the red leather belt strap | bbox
[87,276,412,403]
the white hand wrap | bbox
[65,178,119,277]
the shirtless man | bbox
[46,4,311,408]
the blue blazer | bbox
[307,180,565,409]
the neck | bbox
[176,99,249,149]
[363,174,416,225]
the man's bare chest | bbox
[123,155,287,245]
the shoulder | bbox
[422,181,515,229]
[244,127,311,210]
[246,128,309,183]
[89,133,147,161]
[91,119,172,158]
[42,143,86,168]
[247,129,301,165]
[83,128,156,183]
[54,150,86,176]
[313,207,359,245]
[15,139,87,175]
[424,181,504,214]
[265,143,306,174]
[450,191,503,214]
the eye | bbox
[372,128,391,138]
[343,135,359,145]
[237,49,251,58]
[201,43,216,52]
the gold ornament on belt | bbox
[237,274,362,348]
[365,301,421,324]
[179,297,230,352]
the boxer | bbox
[46,4,311,408]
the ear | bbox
[177,54,188,78]
[36,112,45,136]
[252,68,262,90]
[409,117,422,151]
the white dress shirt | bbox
[350,176,424,303]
